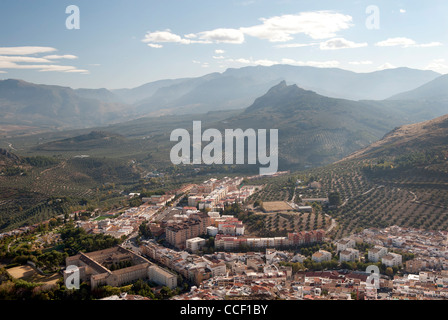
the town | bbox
[2,175,448,301]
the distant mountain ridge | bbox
[124,65,441,116]
[75,88,124,103]
[388,74,448,101]
[0,66,442,134]
[0,79,130,130]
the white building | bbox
[312,250,332,263]
[207,211,221,219]
[336,239,356,253]
[382,253,402,267]
[147,265,177,289]
[207,262,226,277]
[188,196,203,207]
[368,246,388,262]
[291,254,306,263]
[419,271,436,283]
[186,237,207,253]
[236,224,245,236]
[339,248,360,262]
[207,226,219,237]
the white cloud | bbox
[226,57,340,68]
[240,11,354,42]
[212,55,225,60]
[227,58,252,64]
[0,47,88,74]
[399,9,406,13]
[0,70,6,73]
[147,43,163,48]
[184,33,197,39]
[192,60,201,64]
[375,37,416,47]
[349,60,373,65]
[275,43,318,48]
[143,29,218,46]
[375,37,443,48]
[253,59,279,66]
[425,59,448,73]
[142,11,354,47]
[43,55,78,60]
[0,55,51,63]
[0,62,79,72]
[62,69,90,74]
[319,38,368,50]
[418,42,443,48]
[296,60,340,68]
[279,58,340,68]
[197,28,245,44]
[142,29,191,44]
[215,49,225,54]
[0,46,57,55]
[377,63,396,70]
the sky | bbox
[0,0,447,89]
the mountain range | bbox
[21,80,435,171]
[388,74,448,101]
[206,81,405,169]
[1,64,448,171]
[121,65,441,116]
[0,79,130,131]
[0,65,444,135]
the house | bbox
[405,259,426,273]
[291,253,306,263]
[339,248,360,263]
[382,252,402,267]
[312,250,332,263]
[368,246,388,262]
[186,237,207,253]
[336,239,356,253]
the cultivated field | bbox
[262,201,295,212]
[248,158,448,239]
[6,265,60,285]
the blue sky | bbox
[0,0,447,89]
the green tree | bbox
[385,267,394,277]
[329,192,342,206]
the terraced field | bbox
[248,158,448,239]
[0,154,141,232]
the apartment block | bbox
[339,248,360,262]
[368,246,388,262]
[312,250,332,263]
[336,239,356,253]
[382,252,403,267]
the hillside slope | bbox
[388,74,448,101]
[0,79,130,130]
[212,81,402,169]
